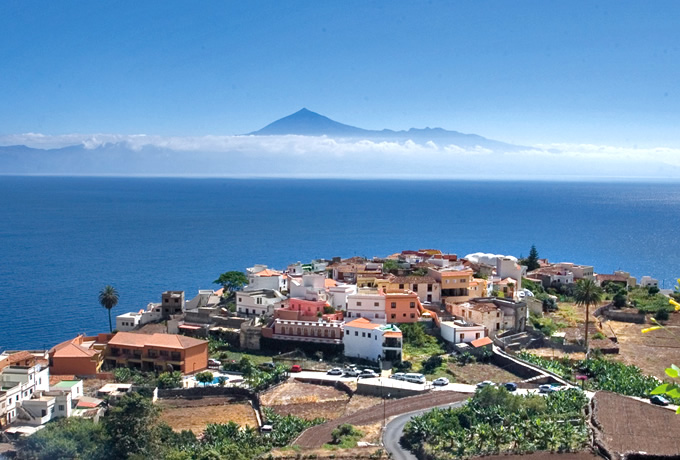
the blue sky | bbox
[1,1,679,147]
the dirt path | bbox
[295,391,468,448]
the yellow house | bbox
[428,268,474,303]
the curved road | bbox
[382,400,467,460]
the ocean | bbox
[1,177,679,351]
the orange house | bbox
[104,332,208,374]
[49,334,111,376]
[384,290,422,324]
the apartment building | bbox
[104,332,208,374]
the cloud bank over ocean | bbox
[1,133,679,180]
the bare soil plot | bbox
[158,396,258,434]
[261,381,351,420]
[592,391,680,457]
[343,394,381,416]
[605,316,680,380]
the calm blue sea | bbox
[1,177,679,350]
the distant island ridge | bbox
[1,108,678,179]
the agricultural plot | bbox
[592,391,680,457]
[606,315,680,380]
[158,396,258,434]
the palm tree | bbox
[574,279,603,352]
[99,285,119,332]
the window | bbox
[362,332,366,337]
[409,302,415,308]
[59,405,65,411]
[357,313,361,317]
[175,298,179,303]
[403,313,406,317]
[391,314,396,319]
[42,409,47,417]
[357,301,362,306]
[165,299,169,303]
[367,333,371,338]
[391,302,396,308]
[410,313,415,318]
[496,323,500,329]
[412,284,418,292]
[355,331,358,336]
[374,313,379,318]
[496,312,500,317]
[427,284,432,291]
[239,297,242,302]
[475,332,480,339]
[399,283,404,289]
[345,330,349,336]
[460,333,464,341]
[374,302,379,306]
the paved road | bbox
[382,400,467,460]
[295,391,468,448]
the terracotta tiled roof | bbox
[383,331,402,338]
[324,279,337,287]
[254,269,282,277]
[108,332,207,349]
[7,351,34,365]
[471,337,492,347]
[344,318,380,330]
[50,340,98,359]
[50,375,76,385]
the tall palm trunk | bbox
[108,309,113,332]
[584,303,589,352]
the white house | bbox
[639,276,659,288]
[346,288,386,323]
[327,283,357,310]
[245,265,287,292]
[440,320,487,344]
[343,318,402,363]
[235,289,286,316]
[288,274,327,301]
[0,363,50,426]
[116,302,163,332]
[497,257,523,290]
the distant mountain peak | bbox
[249,108,519,150]
[249,108,366,136]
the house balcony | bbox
[382,339,402,348]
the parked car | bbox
[650,395,670,406]
[503,382,517,392]
[476,380,495,389]
[390,372,406,381]
[539,383,562,393]
[290,364,302,373]
[343,368,360,377]
[404,373,426,384]
[208,358,221,368]
[358,370,378,379]
[259,362,276,370]
[432,377,450,386]
[327,368,343,376]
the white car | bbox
[390,372,406,380]
[539,383,562,393]
[476,380,495,389]
[358,370,378,379]
[327,368,343,375]
[432,377,449,386]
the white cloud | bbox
[2,133,680,178]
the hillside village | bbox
[1,248,678,460]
